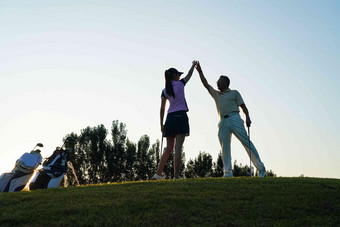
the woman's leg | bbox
[156,136,175,176]
[174,134,185,179]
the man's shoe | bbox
[223,170,233,178]
[259,170,266,178]
[153,173,163,180]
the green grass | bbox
[0,177,339,226]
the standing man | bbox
[195,62,266,177]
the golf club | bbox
[32,143,43,151]
[160,135,164,159]
[247,127,253,177]
[68,161,80,186]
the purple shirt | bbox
[161,79,189,113]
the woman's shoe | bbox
[153,173,163,180]
[173,176,183,180]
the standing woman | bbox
[153,61,197,180]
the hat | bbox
[168,68,183,75]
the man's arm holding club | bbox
[195,62,210,90]
[240,104,252,127]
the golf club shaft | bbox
[248,126,252,176]
[160,135,164,158]
[32,143,43,151]
[69,161,80,186]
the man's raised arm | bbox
[195,62,210,90]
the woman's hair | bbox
[165,68,178,98]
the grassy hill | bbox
[0,177,339,226]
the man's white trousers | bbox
[218,114,265,177]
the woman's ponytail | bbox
[165,69,175,98]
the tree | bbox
[193,152,213,178]
[233,160,252,177]
[184,159,197,178]
[87,125,109,184]
[108,120,127,182]
[65,121,164,184]
[64,133,80,186]
[66,125,110,185]
[64,120,277,186]
[124,138,137,181]
[135,135,150,180]
[212,151,224,177]
[147,140,160,179]
[266,169,276,177]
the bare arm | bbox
[160,98,167,132]
[195,62,210,90]
[183,60,198,83]
[240,104,252,127]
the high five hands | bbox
[195,61,202,73]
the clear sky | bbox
[1,0,339,178]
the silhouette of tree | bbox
[233,160,252,177]
[184,159,197,178]
[265,169,276,177]
[135,135,150,180]
[193,151,213,178]
[212,151,223,177]
[109,120,127,182]
[148,140,160,179]
[65,125,109,185]
[64,120,277,186]
[124,138,137,181]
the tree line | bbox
[65,120,275,186]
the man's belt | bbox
[224,112,238,119]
